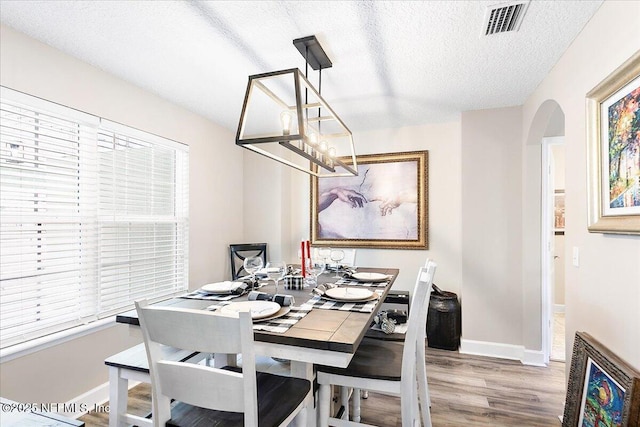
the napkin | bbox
[247,290,295,306]
[200,281,249,295]
[227,281,249,294]
[327,265,358,276]
[311,283,339,297]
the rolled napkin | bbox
[248,290,295,306]
[327,265,357,275]
[311,283,339,297]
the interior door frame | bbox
[541,136,564,364]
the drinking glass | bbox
[305,259,326,287]
[330,249,345,278]
[265,261,287,293]
[317,247,332,266]
[243,255,264,287]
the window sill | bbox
[0,317,117,363]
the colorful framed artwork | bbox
[563,332,640,427]
[586,50,640,234]
[310,151,428,249]
[555,189,566,235]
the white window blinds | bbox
[97,121,189,317]
[0,87,189,349]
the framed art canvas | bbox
[586,50,640,234]
[310,151,428,249]
[563,332,640,427]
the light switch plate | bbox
[572,247,580,267]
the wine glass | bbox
[243,255,264,287]
[305,259,326,287]
[265,261,287,293]
[317,247,332,267]
[330,249,345,278]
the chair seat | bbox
[317,338,404,381]
[167,369,310,427]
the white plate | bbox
[201,281,243,294]
[350,272,389,282]
[322,293,379,303]
[324,287,374,301]
[220,301,281,319]
[253,306,291,323]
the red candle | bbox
[306,240,311,260]
[301,240,306,278]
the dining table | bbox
[115,266,399,427]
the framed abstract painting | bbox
[563,332,640,427]
[586,50,640,234]
[310,151,428,249]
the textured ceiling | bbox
[0,0,603,133]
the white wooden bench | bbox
[105,343,203,427]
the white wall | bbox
[460,106,524,349]
[0,24,244,404]
[522,0,640,370]
[245,122,463,295]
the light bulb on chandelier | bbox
[280,110,293,136]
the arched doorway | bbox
[523,99,565,365]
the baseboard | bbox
[61,379,140,419]
[460,339,523,361]
[554,304,565,313]
[523,349,547,366]
[460,339,546,366]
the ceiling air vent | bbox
[483,1,530,36]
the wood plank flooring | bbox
[79,347,566,426]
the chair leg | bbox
[108,367,127,427]
[291,403,308,427]
[340,386,350,420]
[319,383,331,427]
[352,387,361,422]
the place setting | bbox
[181,255,272,301]
[205,290,311,333]
[335,271,392,288]
[305,283,384,313]
[181,280,251,301]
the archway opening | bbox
[523,99,565,365]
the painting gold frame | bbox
[563,332,640,427]
[310,151,428,249]
[586,50,640,235]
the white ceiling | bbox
[0,0,603,133]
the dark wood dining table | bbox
[115,266,399,427]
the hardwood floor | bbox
[79,347,566,426]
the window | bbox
[0,87,189,349]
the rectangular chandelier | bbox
[235,37,357,177]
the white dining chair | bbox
[135,300,311,427]
[317,261,436,427]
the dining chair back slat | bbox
[136,304,250,355]
[156,361,246,413]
